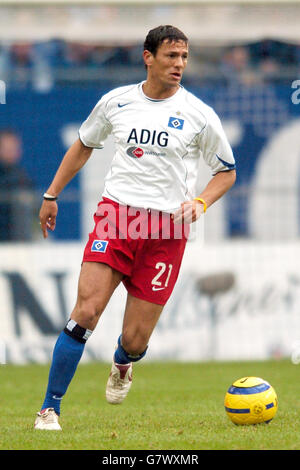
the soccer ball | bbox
[224,376,278,425]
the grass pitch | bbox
[0,359,299,450]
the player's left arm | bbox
[173,169,236,224]
[173,107,236,224]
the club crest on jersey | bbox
[168,116,184,130]
[91,240,108,253]
[126,146,144,158]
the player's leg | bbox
[106,211,189,404]
[70,261,124,330]
[106,294,163,404]
[121,294,164,355]
[35,262,123,429]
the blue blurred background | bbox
[0,4,299,241]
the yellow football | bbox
[224,376,278,425]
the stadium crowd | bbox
[0,39,299,90]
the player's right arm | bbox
[40,89,115,238]
[39,138,93,238]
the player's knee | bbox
[73,299,103,330]
[121,330,148,356]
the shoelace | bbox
[39,410,56,423]
[111,373,127,389]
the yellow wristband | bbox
[194,197,207,213]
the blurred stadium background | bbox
[1,0,300,365]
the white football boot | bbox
[34,407,62,431]
[106,361,133,404]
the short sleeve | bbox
[78,96,112,149]
[201,111,236,175]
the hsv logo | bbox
[91,240,108,253]
[126,146,144,158]
[168,116,184,130]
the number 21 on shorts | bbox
[151,262,173,291]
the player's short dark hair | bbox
[144,25,188,56]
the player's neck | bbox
[142,80,180,100]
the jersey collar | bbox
[138,81,183,103]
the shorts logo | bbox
[168,116,184,130]
[126,146,144,158]
[91,240,108,253]
[168,116,184,131]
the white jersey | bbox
[79,81,235,212]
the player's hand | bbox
[39,200,58,238]
[172,200,205,224]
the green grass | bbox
[0,359,299,450]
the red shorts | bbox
[82,198,189,305]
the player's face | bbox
[145,39,188,88]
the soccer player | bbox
[34,25,236,430]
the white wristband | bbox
[43,192,58,201]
